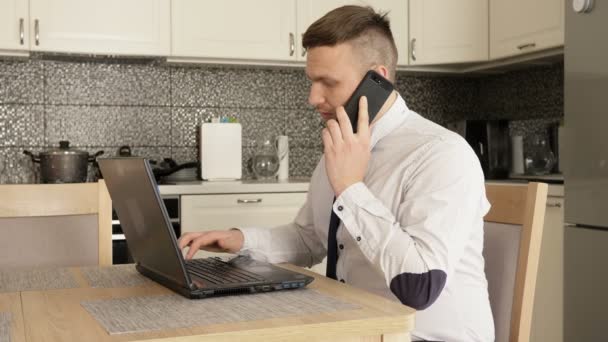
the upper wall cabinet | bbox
[29,0,170,56]
[0,0,29,54]
[490,0,564,60]
[296,0,408,66]
[172,0,298,62]
[409,0,488,66]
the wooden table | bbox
[2,264,415,342]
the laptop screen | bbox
[99,158,190,287]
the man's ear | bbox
[372,65,390,79]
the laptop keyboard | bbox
[185,258,265,285]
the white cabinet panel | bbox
[0,0,29,54]
[531,195,564,342]
[490,0,564,59]
[409,0,488,65]
[29,0,170,56]
[172,0,297,62]
[296,0,408,66]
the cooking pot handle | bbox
[23,150,40,163]
[89,150,104,162]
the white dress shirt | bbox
[238,94,495,342]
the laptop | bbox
[98,157,314,299]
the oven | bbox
[112,195,181,264]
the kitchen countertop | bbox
[158,177,311,195]
[485,179,564,197]
[158,177,565,197]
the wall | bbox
[0,57,562,183]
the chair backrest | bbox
[0,180,112,268]
[483,182,548,342]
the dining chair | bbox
[0,180,112,268]
[483,182,548,342]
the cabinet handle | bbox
[517,42,536,50]
[289,33,295,56]
[547,202,562,208]
[410,38,416,61]
[34,19,40,46]
[237,198,263,204]
[19,18,24,45]
[301,34,306,57]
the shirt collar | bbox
[369,93,410,149]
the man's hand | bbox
[178,229,244,260]
[322,96,371,197]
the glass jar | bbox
[252,137,280,179]
[524,134,556,175]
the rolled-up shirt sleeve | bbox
[334,138,489,310]
[237,188,327,268]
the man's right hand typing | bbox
[178,229,244,260]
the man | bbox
[179,6,494,341]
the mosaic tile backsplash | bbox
[0,56,563,183]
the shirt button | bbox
[339,279,345,283]
[339,244,344,250]
[356,236,361,242]
[337,205,343,211]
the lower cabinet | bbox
[181,192,326,274]
[530,193,564,342]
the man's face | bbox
[305,43,365,122]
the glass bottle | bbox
[524,134,556,175]
[252,137,280,179]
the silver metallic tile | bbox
[46,106,171,147]
[0,105,44,146]
[0,147,39,184]
[477,62,563,120]
[289,146,322,178]
[396,74,478,120]
[171,66,310,109]
[0,59,44,104]
[285,108,323,148]
[171,147,198,164]
[45,60,170,106]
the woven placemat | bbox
[0,312,11,342]
[82,289,360,335]
[80,264,152,288]
[0,267,78,293]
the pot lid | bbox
[42,141,89,156]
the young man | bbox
[179,6,494,341]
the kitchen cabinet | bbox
[490,0,564,60]
[530,190,564,342]
[171,0,298,62]
[28,0,170,56]
[0,0,29,55]
[296,0,408,66]
[181,191,327,275]
[408,0,488,65]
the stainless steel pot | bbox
[24,141,104,183]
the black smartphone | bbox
[343,70,394,133]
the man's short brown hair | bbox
[302,5,398,81]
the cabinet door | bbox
[490,0,564,59]
[296,0,408,66]
[172,0,297,61]
[0,0,28,53]
[530,196,564,342]
[409,0,488,65]
[29,0,170,56]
